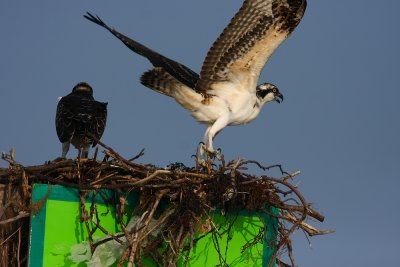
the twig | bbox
[0,227,21,246]
[17,226,21,267]
[79,193,95,253]
[0,212,29,225]
[128,148,145,162]
[131,170,170,186]
[240,160,289,175]
[87,133,145,171]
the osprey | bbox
[84,0,306,158]
[56,82,108,158]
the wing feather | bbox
[84,13,199,89]
[195,0,307,94]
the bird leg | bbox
[195,142,209,168]
[197,117,229,164]
[61,142,70,158]
[80,145,90,158]
[198,143,222,160]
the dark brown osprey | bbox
[84,0,306,159]
[56,82,108,158]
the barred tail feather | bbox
[140,67,182,97]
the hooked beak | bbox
[275,93,284,103]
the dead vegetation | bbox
[0,140,333,267]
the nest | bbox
[0,140,332,267]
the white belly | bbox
[189,88,261,126]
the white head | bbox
[256,83,283,104]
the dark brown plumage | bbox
[56,82,107,158]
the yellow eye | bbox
[273,88,277,93]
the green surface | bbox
[30,184,127,267]
[182,212,277,266]
[30,184,277,267]
[44,200,120,266]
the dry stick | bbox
[21,170,30,200]
[264,176,309,267]
[127,190,167,267]
[50,180,137,190]
[131,169,209,187]
[241,169,324,223]
[131,170,170,187]
[240,170,301,185]
[87,133,145,171]
[174,225,184,255]
[287,238,295,267]
[0,199,12,219]
[274,202,325,223]
[241,160,289,176]
[0,159,75,177]
[183,227,195,267]
[76,151,96,253]
[117,248,131,267]
[117,195,132,243]
[93,233,126,249]
[137,208,175,245]
[1,159,207,187]
[0,212,29,225]
[165,231,177,261]
[1,149,19,167]
[282,211,334,236]
[128,148,145,162]
[0,227,21,246]
[90,195,125,246]
[276,259,292,267]
[260,209,330,237]
[126,216,143,267]
[17,226,21,267]
[171,231,190,266]
[114,186,143,266]
[90,171,120,185]
[103,151,140,174]
[79,193,95,253]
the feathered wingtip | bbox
[83,12,114,32]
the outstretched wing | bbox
[84,13,199,89]
[195,0,307,94]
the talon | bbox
[196,158,207,167]
[214,151,223,161]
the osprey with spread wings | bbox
[84,0,307,158]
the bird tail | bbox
[140,67,181,97]
[141,67,203,111]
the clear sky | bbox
[1,1,399,266]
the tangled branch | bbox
[0,143,333,267]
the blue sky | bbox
[1,1,399,266]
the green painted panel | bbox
[29,184,277,267]
[180,211,277,266]
[30,184,128,267]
